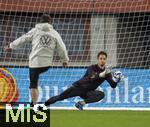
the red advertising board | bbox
[0,0,149,13]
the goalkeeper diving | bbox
[39,51,123,111]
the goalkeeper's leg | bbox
[75,90,105,110]
[84,90,105,103]
[45,85,86,106]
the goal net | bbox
[0,0,149,110]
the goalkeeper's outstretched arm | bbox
[106,70,123,88]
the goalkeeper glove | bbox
[112,70,123,83]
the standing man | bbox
[4,14,69,107]
[39,51,123,111]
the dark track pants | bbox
[45,85,105,106]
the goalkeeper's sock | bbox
[80,101,86,106]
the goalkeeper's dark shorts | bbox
[29,67,49,89]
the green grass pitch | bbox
[50,110,150,127]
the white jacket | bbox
[10,23,69,68]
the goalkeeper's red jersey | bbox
[74,64,117,91]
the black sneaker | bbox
[75,102,83,111]
[38,106,44,111]
[30,102,34,107]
